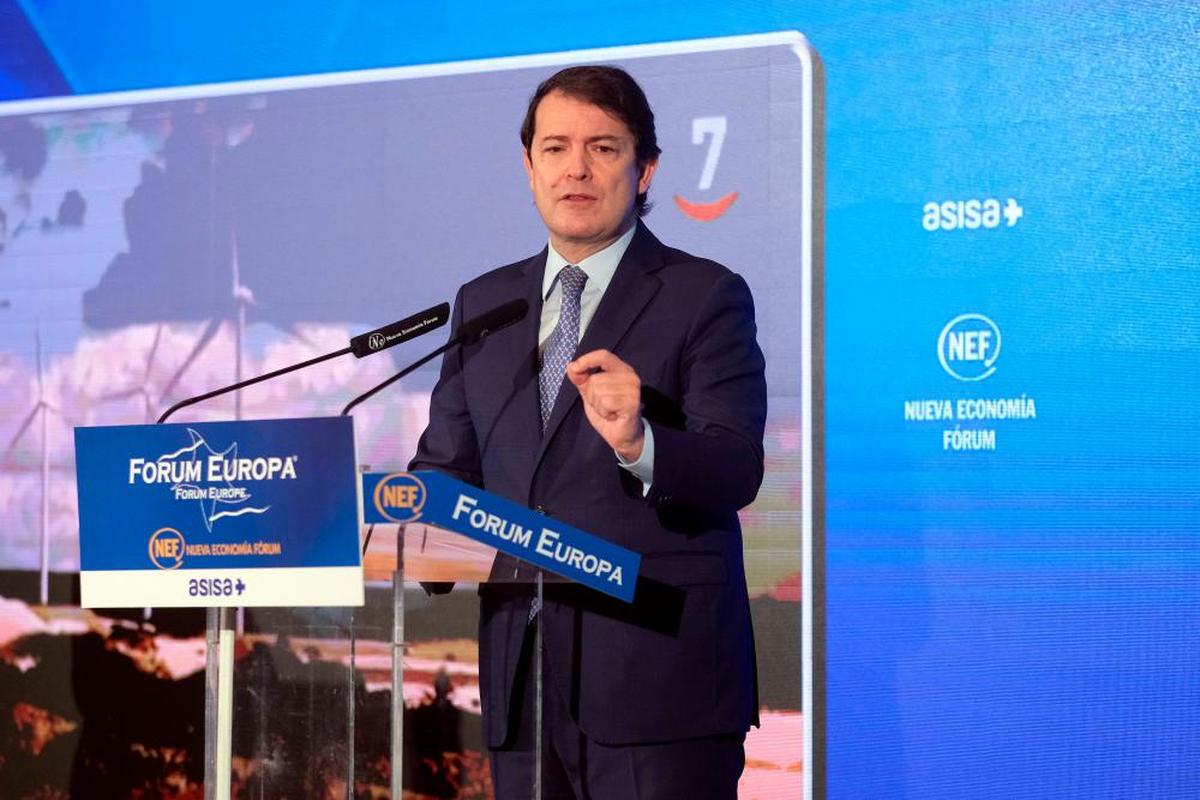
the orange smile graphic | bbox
[673,191,739,221]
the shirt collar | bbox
[542,223,637,300]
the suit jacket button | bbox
[535,505,547,514]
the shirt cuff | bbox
[615,418,654,497]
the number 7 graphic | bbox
[674,115,739,221]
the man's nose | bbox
[565,147,591,180]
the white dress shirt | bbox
[540,224,654,491]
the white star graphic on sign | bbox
[167,429,270,532]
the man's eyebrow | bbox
[536,134,624,144]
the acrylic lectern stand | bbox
[203,517,560,800]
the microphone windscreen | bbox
[456,298,529,345]
[350,302,450,358]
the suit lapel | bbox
[536,223,664,466]
[472,249,546,501]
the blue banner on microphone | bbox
[75,417,363,608]
[363,470,640,602]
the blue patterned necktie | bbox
[539,264,588,431]
[530,264,587,621]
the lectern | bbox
[75,417,639,799]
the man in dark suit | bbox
[410,65,765,799]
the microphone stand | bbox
[340,299,526,799]
[340,339,456,417]
[340,297,528,419]
[166,343,350,800]
[159,346,351,424]
[148,306,449,799]
[158,300,450,423]
[342,336,456,800]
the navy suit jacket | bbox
[410,221,766,746]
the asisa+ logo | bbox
[938,313,1001,381]
[674,116,739,222]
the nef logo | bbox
[938,313,1001,382]
[674,116,738,222]
[368,332,387,351]
[373,473,426,523]
[148,527,186,570]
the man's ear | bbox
[637,156,659,195]
[523,148,534,190]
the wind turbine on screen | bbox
[2,323,66,606]
[155,226,264,422]
[93,325,165,423]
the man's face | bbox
[523,90,657,261]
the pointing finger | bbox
[569,349,633,376]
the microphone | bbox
[157,302,450,423]
[341,298,529,417]
[350,303,449,358]
[455,298,529,346]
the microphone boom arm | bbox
[340,339,456,417]
[340,298,528,417]
[158,346,352,423]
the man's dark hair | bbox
[520,65,661,216]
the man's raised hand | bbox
[566,349,644,462]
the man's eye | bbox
[544,145,564,154]
[593,145,615,154]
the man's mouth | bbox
[561,193,597,203]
